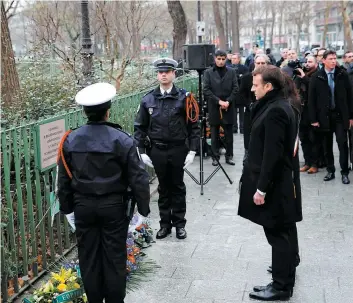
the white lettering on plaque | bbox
[39,119,66,170]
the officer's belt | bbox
[152,140,185,150]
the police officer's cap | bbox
[153,58,178,72]
[75,82,116,111]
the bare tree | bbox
[4,0,20,19]
[212,0,226,50]
[322,1,333,47]
[230,1,240,52]
[167,0,187,60]
[1,1,21,111]
[269,3,277,50]
[341,0,353,51]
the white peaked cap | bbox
[75,82,116,106]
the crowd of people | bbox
[56,44,352,302]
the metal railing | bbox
[0,76,198,302]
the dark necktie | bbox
[328,72,335,109]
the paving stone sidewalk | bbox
[125,134,353,303]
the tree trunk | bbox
[341,0,353,51]
[1,1,20,112]
[263,5,268,50]
[322,1,332,47]
[269,6,276,50]
[212,0,226,50]
[187,20,195,44]
[230,1,240,52]
[167,0,187,60]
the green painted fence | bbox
[0,76,198,302]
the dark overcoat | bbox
[308,67,353,131]
[203,66,239,125]
[238,90,303,228]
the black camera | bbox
[287,59,302,69]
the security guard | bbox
[134,58,200,240]
[57,82,150,303]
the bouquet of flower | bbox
[23,267,86,303]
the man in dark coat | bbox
[231,53,249,134]
[203,49,239,166]
[238,66,302,301]
[57,82,151,303]
[294,55,319,174]
[308,50,353,184]
[238,54,270,157]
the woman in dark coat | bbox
[238,66,302,301]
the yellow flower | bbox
[73,283,80,289]
[57,283,67,293]
[83,294,88,302]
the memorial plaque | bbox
[37,118,66,171]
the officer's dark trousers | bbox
[75,196,129,303]
[150,143,188,228]
[263,224,298,291]
[211,124,234,159]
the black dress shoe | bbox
[249,283,292,301]
[253,284,293,297]
[342,175,350,184]
[225,158,235,165]
[156,227,171,239]
[267,266,272,273]
[212,159,219,166]
[323,172,335,181]
[176,227,187,239]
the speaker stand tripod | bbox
[184,70,233,195]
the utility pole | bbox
[225,1,229,50]
[80,0,94,87]
[197,1,202,43]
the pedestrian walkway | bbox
[125,134,353,303]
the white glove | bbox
[183,151,196,169]
[141,153,154,168]
[65,212,76,232]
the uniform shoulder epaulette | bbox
[179,88,189,96]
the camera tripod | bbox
[184,70,233,195]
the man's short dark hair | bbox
[323,50,336,59]
[215,49,227,57]
[253,43,259,48]
[84,101,111,122]
[252,65,285,90]
[344,51,353,57]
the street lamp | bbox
[80,0,94,87]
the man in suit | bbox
[203,49,239,166]
[238,65,302,301]
[308,50,353,184]
[231,53,249,134]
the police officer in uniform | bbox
[57,83,150,303]
[134,58,200,240]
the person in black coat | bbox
[308,50,353,184]
[294,55,319,174]
[238,66,302,301]
[57,83,150,303]
[231,53,249,134]
[203,49,239,166]
[237,54,270,160]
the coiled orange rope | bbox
[185,93,199,123]
[57,130,73,179]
